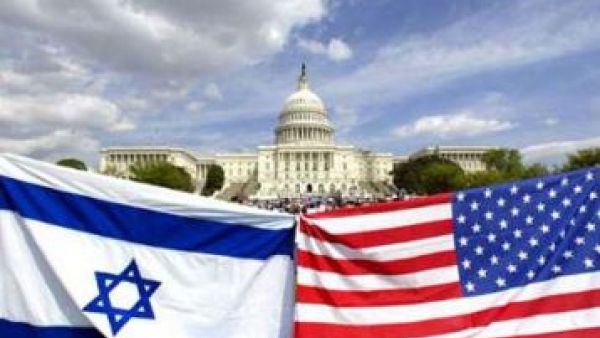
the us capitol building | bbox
[100,65,494,199]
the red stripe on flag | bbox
[305,193,452,219]
[295,289,600,338]
[297,282,462,307]
[299,218,453,249]
[297,249,457,275]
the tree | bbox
[522,162,549,178]
[130,161,194,192]
[393,155,466,195]
[464,170,508,188]
[563,147,600,171]
[56,158,87,171]
[481,148,523,175]
[465,149,549,188]
[202,164,225,196]
[101,165,120,177]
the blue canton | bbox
[83,260,161,335]
[453,167,600,296]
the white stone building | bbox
[99,65,495,199]
[410,146,498,172]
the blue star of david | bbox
[83,259,161,335]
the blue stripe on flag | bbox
[0,318,103,338]
[0,175,294,260]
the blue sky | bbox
[0,0,599,166]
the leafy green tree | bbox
[201,164,225,196]
[56,158,87,171]
[130,161,194,192]
[481,148,523,175]
[522,162,549,178]
[393,155,466,195]
[465,170,508,188]
[465,149,549,188]
[563,147,600,171]
[101,165,120,177]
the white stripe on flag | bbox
[309,203,451,234]
[297,265,459,291]
[431,307,600,338]
[297,232,455,261]
[0,211,91,327]
[295,271,600,325]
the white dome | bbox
[282,88,325,114]
[275,64,334,145]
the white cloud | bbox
[204,83,223,101]
[394,113,514,138]
[0,60,133,161]
[327,38,353,61]
[185,101,205,113]
[0,0,327,77]
[543,117,559,126]
[298,39,327,54]
[298,37,353,61]
[521,136,600,163]
[0,94,134,132]
[328,0,600,105]
[0,130,99,160]
[393,93,516,139]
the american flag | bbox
[295,168,600,337]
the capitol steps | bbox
[216,183,245,201]
[239,172,260,199]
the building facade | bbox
[410,146,497,172]
[99,65,493,199]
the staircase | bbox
[359,181,396,196]
[239,170,260,199]
[373,181,396,195]
[216,183,245,201]
[217,170,260,201]
[358,181,374,194]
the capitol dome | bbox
[282,84,325,113]
[275,64,334,145]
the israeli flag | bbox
[0,154,295,338]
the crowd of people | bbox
[233,193,410,214]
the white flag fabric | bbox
[0,153,295,338]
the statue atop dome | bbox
[298,62,309,90]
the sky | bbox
[1,0,599,167]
